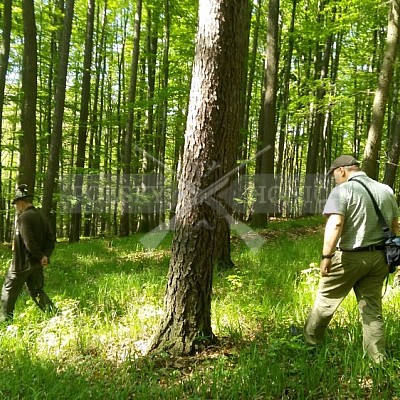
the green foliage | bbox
[0,218,399,398]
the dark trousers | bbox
[1,263,54,321]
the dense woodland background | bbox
[1,0,400,242]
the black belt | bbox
[339,245,385,252]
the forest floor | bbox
[0,216,399,399]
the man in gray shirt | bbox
[304,155,399,363]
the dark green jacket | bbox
[13,206,55,272]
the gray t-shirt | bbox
[323,172,400,250]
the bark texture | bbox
[148,0,248,355]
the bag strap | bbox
[349,178,391,237]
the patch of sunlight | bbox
[137,304,164,320]
[5,324,19,337]
[36,299,80,356]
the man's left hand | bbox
[320,259,331,277]
[40,255,49,267]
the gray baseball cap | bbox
[327,155,360,176]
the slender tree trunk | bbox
[69,0,95,243]
[156,0,171,227]
[149,0,249,356]
[363,0,400,179]
[276,0,296,215]
[42,0,75,220]
[84,3,107,238]
[303,16,334,215]
[20,0,37,192]
[0,0,12,242]
[252,0,280,227]
[384,117,400,187]
[120,0,142,236]
[138,6,158,233]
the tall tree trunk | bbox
[235,0,257,222]
[276,0,296,215]
[69,0,95,243]
[363,0,400,179]
[303,8,334,215]
[84,2,107,238]
[42,0,75,220]
[138,6,158,233]
[214,1,251,268]
[384,117,400,187]
[156,0,171,227]
[120,0,142,236]
[251,0,280,227]
[0,0,12,242]
[20,0,37,192]
[149,0,249,356]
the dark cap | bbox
[327,155,360,176]
[12,184,33,204]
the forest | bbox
[2,0,400,398]
[0,0,398,242]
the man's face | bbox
[332,167,347,185]
[14,200,25,213]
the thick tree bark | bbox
[363,0,400,179]
[20,0,37,192]
[148,0,249,356]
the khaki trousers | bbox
[304,250,388,363]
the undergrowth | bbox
[0,216,400,399]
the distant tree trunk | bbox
[214,1,251,268]
[155,0,171,227]
[303,2,334,215]
[276,0,296,215]
[84,3,108,237]
[69,0,95,243]
[252,0,279,227]
[239,0,258,162]
[120,0,142,237]
[42,0,75,220]
[235,0,254,222]
[114,13,128,235]
[138,6,158,233]
[148,0,249,356]
[19,0,37,192]
[384,116,400,187]
[363,0,400,179]
[0,0,12,242]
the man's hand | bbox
[40,255,49,267]
[320,258,332,277]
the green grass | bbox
[1,216,400,399]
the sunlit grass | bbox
[0,217,400,399]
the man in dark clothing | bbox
[1,184,56,322]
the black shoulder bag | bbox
[350,178,400,273]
